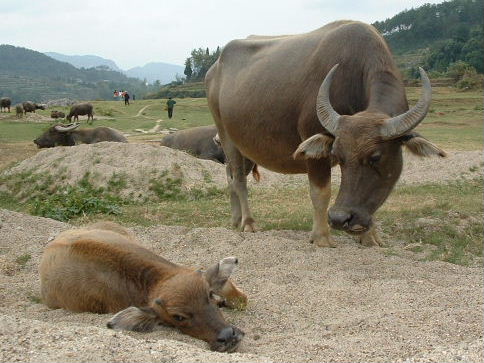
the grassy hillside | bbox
[0,45,154,103]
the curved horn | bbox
[380,67,432,139]
[316,64,341,136]
[54,122,80,132]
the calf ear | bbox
[401,133,447,157]
[106,306,159,332]
[293,133,334,160]
[205,257,238,290]
[205,257,248,310]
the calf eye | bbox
[368,153,381,166]
[172,314,186,322]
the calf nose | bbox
[328,208,352,230]
[215,326,244,351]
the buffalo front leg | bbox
[307,160,336,247]
[359,223,386,247]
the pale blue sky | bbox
[0,0,445,69]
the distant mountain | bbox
[126,62,184,84]
[0,45,151,103]
[45,52,122,71]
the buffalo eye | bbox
[368,152,382,166]
[172,314,186,322]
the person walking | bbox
[124,92,130,105]
[166,97,176,119]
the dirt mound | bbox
[0,209,482,362]
[1,142,227,201]
[1,142,481,204]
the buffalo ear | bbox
[293,133,334,160]
[106,306,159,332]
[400,133,447,157]
[205,257,248,310]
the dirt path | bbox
[0,209,482,362]
[135,105,150,117]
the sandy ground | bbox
[0,208,482,363]
[0,143,483,362]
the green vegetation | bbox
[15,254,31,267]
[374,0,483,86]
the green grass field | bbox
[0,87,482,265]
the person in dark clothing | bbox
[124,92,130,105]
[166,97,176,118]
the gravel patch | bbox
[0,209,482,362]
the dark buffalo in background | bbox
[67,103,94,123]
[15,104,23,118]
[161,125,225,164]
[0,97,11,112]
[23,101,45,114]
[51,110,65,119]
[33,122,128,148]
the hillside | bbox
[374,0,484,73]
[126,62,184,84]
[44,52,122,72]
[0,45,153,103]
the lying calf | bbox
[40,221,247,352]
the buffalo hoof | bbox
[310,233,337,248]
[241,218,257,232]
[359,226,386,247]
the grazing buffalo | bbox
[161,125,226,164]
[0,97,11,112]
[33,122,127,148]
[22,101,45,114]
[15,104,23,118]
[40,222,246,352]
[50,110,65,119]
[67,102,94,123]
[206,20,446,247]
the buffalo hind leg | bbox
[222,140,256,232]
[359,224,385,247]
[307,159,336,247]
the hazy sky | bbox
[1,0,445,69]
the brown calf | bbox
[40,222,247,352]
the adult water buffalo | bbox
[67,102,94,123]
[33,122,127,148]
[15,104,23,118]
[161,125,226,164]
[205,20,446,247]
[40,222,246,352]
[22,101,45,114]
[0,97,11,112]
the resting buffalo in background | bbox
[15,104,23,118]
[67,103,94,123]
[161,125,226,164]
[33,122,128,148]
[50,110,65,119]
[22,101,45,114]
[206,20,446,247]
[0,97,11,112]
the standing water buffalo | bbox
[33,122,127,148]
[15,104,23,118]
[0,97,11,112]
[40,222,246,352]
[161,125,226,163]
[67,102,94,123]
[206,20,446,247]
[22,101,45,114]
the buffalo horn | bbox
[54,123,80,132]
[380,67,432,139]
[316,63,341,136]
